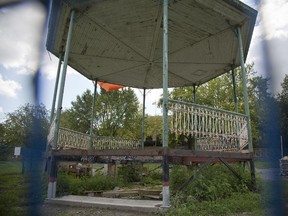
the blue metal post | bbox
[53,10,75,148]
[236,26,253,152]
[50,52,63,124]
[162,0,170,208]
[89,80,98,150]
[141,88,146,148]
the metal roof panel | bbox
[46,0,257,88]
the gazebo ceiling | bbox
[46,0,257,89]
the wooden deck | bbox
[51,147,253,165]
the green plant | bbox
[85,174,119,191]
[57,172,120,196]
[0,162,27,216]
[57,172,84,195]
[166,163,262,216]
[171,164,251,201]
[118,162,143,183]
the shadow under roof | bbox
[46,0,257,89]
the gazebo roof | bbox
[46,0,257,89]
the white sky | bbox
[0,0,287,121]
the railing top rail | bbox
[59,127,140,142]
[168,99,247,118]
[59,127,90,136]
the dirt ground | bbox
[41,203,157,216]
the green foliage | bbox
[145,116,162,136]
[165,192,262,216]
[166,163,262,216]
[57,163,163,196]
[61,87,139,138]
[169,64,275,148]
[170,164,251,201]
[143,165,162,186]
[1,103,49,150]
[118,162,143,183]
[278,75,288,151]
[57,172,119,196]
[60,90,93,133]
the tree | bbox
[278,75,288,153]
[61,87,140,138]
[60,90,93,133]
[95,88,139,137]
[2,103,49,149]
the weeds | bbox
[57,172,120,196]
[165,163,262,215]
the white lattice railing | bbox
[169,99,249,151]
[56,127,141,150]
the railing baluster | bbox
[168,99,248,151]
[56,127,141,150]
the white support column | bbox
[162,0,170,208]
[50,52,63,124]
[53,10,75,148]
[48,9,75,199]
[141,88,146,148]
[47,158,57,199]
[89,80,98,150]
[236,26,253,152]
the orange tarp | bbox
[97,82,125,92]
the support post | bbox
[53,10,75,148]
[193,85,197,149]
[141,88,146,148]
[48,9,75,199]
[50,52,63,124]
[162,0,170,208]
[249,159,256,191]
[89,80,98,150]
[47,157,57,199]
[193,84,196,103]
[231,68,238,113]
[236,26,253,153]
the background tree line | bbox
[0,64,287,159]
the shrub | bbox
[118,162,143,183]
[170,164,251,201]
[85,174,119,191]
[143,169,162,185]
[57,172,119,196]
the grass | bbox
[0,161,273,216]
[161,163,264,216]
[0,160,23,173]
[163,192,263,216]
[254,160,274,169]
[0,161,27,216]
[0,160,47,216]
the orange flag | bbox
[97,82,125,92]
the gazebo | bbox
[46,0,257,207]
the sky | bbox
[0,0,287,122]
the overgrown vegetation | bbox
[164,163,263,216]
[0,161,267,215]
[57,172,120,196]
[57,162,162,196]
[0,161,48,216]
[164,192,262,216]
